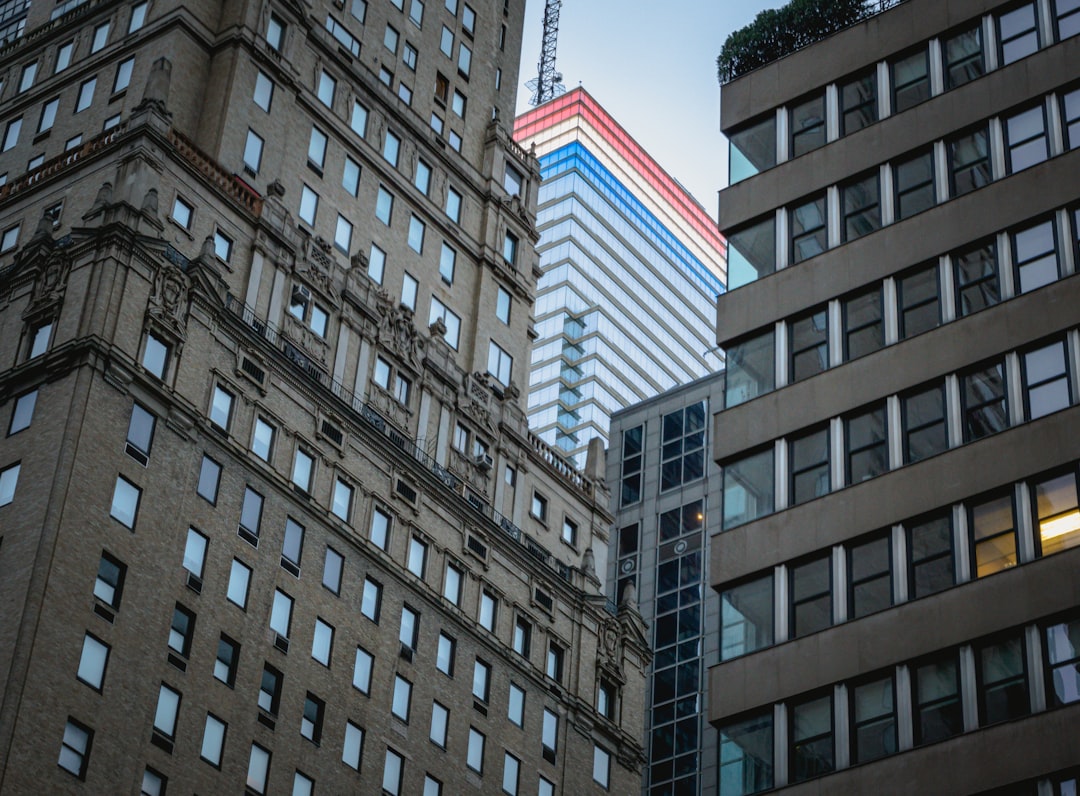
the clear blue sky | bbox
[515,0,779,213]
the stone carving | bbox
[26,249,71,317]
[283,313,328,366]
[148,262,190,338]
[375,291,423,370]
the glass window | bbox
[110,475,141,528]
[77,633,110,690]
[892,48,930,112]
[322,547,343,594]
[848,534,892,619]
[970,490,1018,577]
[1063,87,1080,149]
[903,382,948,463]
[841,172,880,241]
[790,93,825,157]
[620,426,644,507]
[953,239,999,316]
[998,3,1040,65]
[153,683,181,740]
[843,286,884,360]
[399,606,418,650]
[281,518,304,571]
[38,98,58,133]
[214,635,239,685]
[944,25,984,88]
[790,195,827,264]
[258,665,282,715]
[299,185,318,225]
[467,727,485,773]
[370,507,391,550]
[269,589,292,638]
[197,455,221,504]
[183,527,208,578]
[840,71,877,135]
[58,718,93,779]
[437,632,455,675]
[1057,0,1080,38]
[790,308,828,382]
[542,709,558,761]
[251,418,274,461]
[446,187,462,222]
[851,675,896,763]
[845,404,887,484]
[0,461,19,507]
[728,114,776,184]
[200,714,227,767]
[508,682,525,726]
[487,341,512,386]
[502,231,518,264]
[382,748,404,796]
[962,359,1008,441]
[790,555,831,638]
[473,658,491,701]
[949,126,992,197]
[659,402,706,491]
[1005,105,1049,173]
[725,328,774,407]
[718,710,774,796]
[308,126,327,169]
[1032,471,1080,556]
[227,559,251,608]
[239,487,263,544]
[55,41,74,73]
[391,676,411,721]
[126,403,155,461]
[343,721,364,769]
[408,215,425,252]
[913,652,963,744]
[1023,339,1071,419]
[457,42,471,76]
[1012,218,1059,294]
[895,149,935,221]
[254,71,273,111]
[2,117,21,153]
[592,745,610,788]
[907,513,954,598]
[317,70,335,106]
[376,186,394,224]
[142,332,169,378]
[899,263,940,338]
[91,22,110,52]
[720,574,774,661]
[722,448,774,529]
[94,552,125,608]
[353,646,374,693]
[790,693,834,782]
[247,743,271,794]
[1044,614,1080,706]
[790,427,829,505]
[978,633,1030,724]
[113,58,134,93]
[727,215,776,289]
[301,693,324,742]
[496,286,511,323]
[444,563,463,605]
[430,701,449,746]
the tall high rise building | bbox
[0,2,649,794]
[514,88,726,468]
[710,0,1080,793]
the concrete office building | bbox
[608,369,727,796]
[514,88,726,469]
[710,0,1079,793]
[0,2,650,794]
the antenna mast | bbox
[525,0,566,106]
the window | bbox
[660,402,707,490]
[512,617,531,657]
[430,701,449,745]
[893,149,936,222]
[592,745,610,788]
[254,70,273,111]
[170,194,193,229]
[546,642,564,683]
[978,633,1030,724]
[407,537,427,578]
[142,332,169,378]
[892,48,929,112]
[907,513,954,598]
[848,534,892,619]
[502,231,518,265]
[269,589,293,640]
[970,490,1017,577]
[718,711,774,795]
[457,43,472,77]
[317,70,336,107]
[209,385,233,431]
[949,126,992,197]
[448,129,462,152]
[370,507,391,550]
[790,194,827,263]
[945,25,984,88]
[790,308,828,383]
[1005,105,1049,173]
[790,93,825,157]
[561,517,578,547]
[467,727,485,773]
[487,341,512,386]
[38,97,58,133]
[290,447,314,492]
[954,239,999,316]
[293,772,314,796]
[899,263,940,338]
[444,563,463,606]
[445,187,462,222]
[55,41,74,73]
[496,286,511,323]
[473,658,491,701]
[437,632,455,675]
[1065,87,1080,149]
[376,186,394,225]
[58,719,93,779]
[790,693,834,782]
[403,41,418,69]
[311,618,333,666]
[411,161,432,198]
[1044,614,1080,706]
[361,578,382,622]
[841,172,880,241]
[6,389,34,436]
[503,752,520,794]
[1023,339,1071,419]
[322,547,343,594]
[247,743,271,794]
[91,22,110,52]
[328,478,352,522]
[2,117,20,152]
[200,714,227,767]
[182,527,208,579]
[258,665,283,715]
[307,126,327,170]
[790,554,831,638]
[77,634,109,690]
[301,693,324,743]
[903,382,948,463]
[383,748,404,795]
[401,272,418,310]
[353,646,374,693]
[215,635,240,686]
[961,359,1008,441]
[113,58,134,93]
[462,3,476,32]
[392,676,412,721]
[597,679,616,720]
[840,70,876,134]
[503,163,523,197]
[722,447,774,529]
[153,683,181,742]
[299,185,318,225]
[851,676,896,763]
[507,682,525,726]
[542,709,558,762]
[912,651,963,745]
[1,461,19,506]
[790,427,829,505]
[213,230,232,263]
[998,2,1039,65]
[408,214,425,252]
[251,417,274,462]
[1,224,19,254]
[725,329,775,407]
[1032,471,1080,556]
[239,487,263,544]
[343,721,364,769]
[350,100,369,138]
[110,475,141,528]
[121,403,155,465]
[342,156,361,197]
[441,25,454,56]
[227,559,251,608]
[842,286,883,361]
[399,605,419,651]
[1012,218,1059,294]
[530,492,548,524]
[74,76,97,113]
[141,767,165,795]
[720,573,774,661]
[845,404,887,483]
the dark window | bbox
[790,94,825,157]
[94,552,125,609]
[1022,339,1072,420]
[969,490,1018,577]
[790,195,827,264]
[907,513,954,598]
[903,382,948,464]
[620,425,644,506]
[851,675,896,763]
[725,328,775,407]
[843,286,884,360]
[717,711,774,794]
[841,173,880,241]
[892,48,930,112]
[998,3,1040,65]
[898,263,940,338]
[961,359,1008,441]
[790,427,829,506]
[301,693,325,743]
[215,635,240,687]
[1063,87,1080,149]
[790,555,831,638]
[169,603,195,659]
[848,534,892,619]
[1043,613,1080,707]
[845,405,887,484]
[790,693,833,782]
[258,664,283,715]
[953,240,999,316]
[913,652,964,744]
[790,308,828,383]
[894,150,935,220]
[977,633,1030,724]
[840,71,877,135]
[1005,105,1049,173]
[944,25,984,88]
[660,402,706,491]
[1012,218,1059,294]
[949,126,992,197]
[658,500,704,542]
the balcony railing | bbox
[0,125,124,203]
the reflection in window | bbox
[841,173,880,241]
[620,426,643,507]
[1044,615,1080,706]
[898,263,940,338]
[1033,471,1080,556]
[843,286,884,360]
[969,490,1017,577]
[903,382,948,464]
[790,427,829,506]
[790,309,828,383]
[851,676,896,763]
[790,195,827,264]
[907,513,954,598]
[953,240,999,316]
[840,71,877,135]
[998,3,1039,65]
[660,402,706,491]
[949,126,992,196]
[977,633,1029,725]
[848,534,892,619]
[790,693,833,782]
[725,329,774,408]
[892,48,930,112]
[790,94,825,158]
[729,114,776,184]
[913,652,963,744]
[1004,105,1048,173]
[1022,340,1071,419]
[722,448,774,529]
[961,360,1008,441]
[728,216,775,289]
[790,555,831,638]
[1012,218,1059,294]
[1058,0,1080,38]
[1063,87,1080,149]
[718,711,773,795]
[720,575,774,661]
[894,150,935,220]
[845,404,887,484]
[944,26,984,88]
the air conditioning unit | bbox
[273,633,290,654]
[185,572,203,594]
[474,453,493,470]
[292,284,311,303]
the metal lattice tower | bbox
[525,0,566,106]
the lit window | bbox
[317,70,336,107]
[109,475,140,528]
[467,727,485,773]
[58,718,93,779]
[361,578,382,622]
[227,559,251,608]
[8,389,37,435]
[200,714,227,767]
[75,77,97,113]
[1032,471,1080,556]
[77,634,109,690]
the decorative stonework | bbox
[283,313,329,366]
[375,290,424,371]
[147,261,190,339]
[25,248,71,319]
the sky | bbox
[514,0,779,213]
